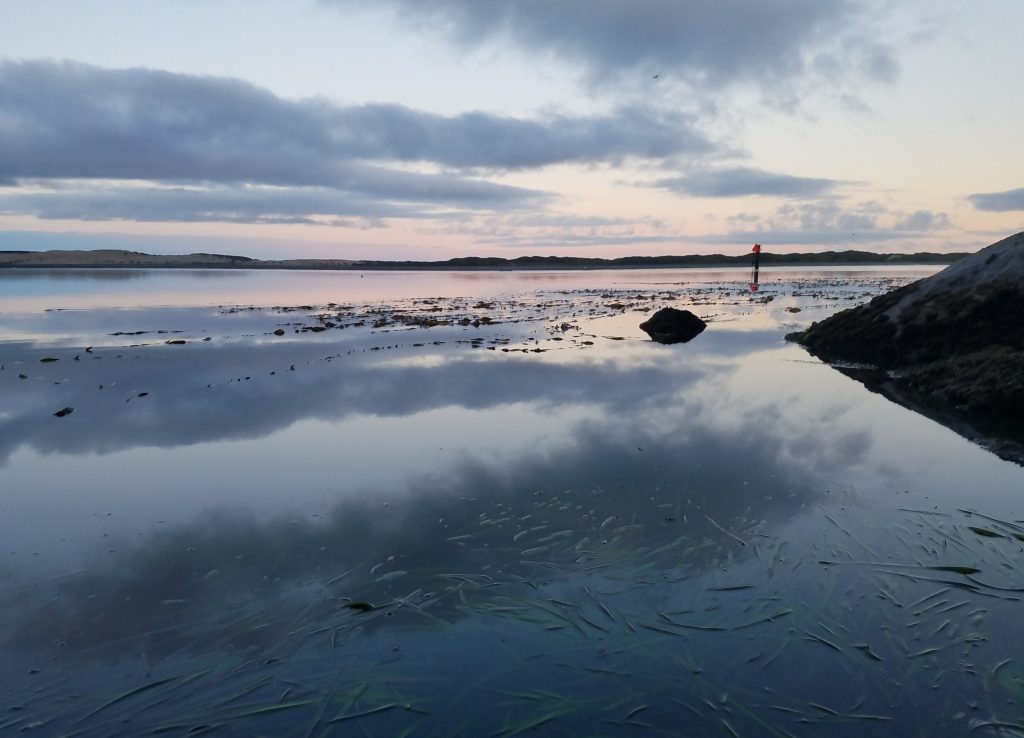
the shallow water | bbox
[2,266,1023,737]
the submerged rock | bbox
[787,230,1024,463]
[639,307,706,344]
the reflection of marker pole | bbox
[750,243,761,292]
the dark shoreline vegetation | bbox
[0,248,969,271]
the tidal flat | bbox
[2,266,1024,737]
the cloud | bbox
[772,200,951,234]
[0,178,548,225]
[0,185,391,225]
[653,167,840,198]
[774,200,884,231]
[326,0,897,90]
[698,229,921,246]
[0,60,712,185]
[334,103,714,170]
[0,59,719,225]
[968,187,1024,212]
[702,200,951,245]
[425,211,679,248]
[857,41,900,83]
[892,209,952,231]
[482,233,685,248]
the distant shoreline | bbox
[0,248,970,272]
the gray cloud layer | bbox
[655,167,840,198]
[0,175,547,225]
[969,188,1024,212]
[0,59,719,225]
[0,60,710,184]
[327,0,896,89]
[703,200,951,245]
[1,186,408,225]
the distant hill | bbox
[0,248,969,270]
[0,250,355,269]
[0,249,258,268]
[361,251,968,270]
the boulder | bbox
[787,230,1024,463]
[639,307,706,344]
[789,231,1024,366]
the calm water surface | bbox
[2,266,1023,737]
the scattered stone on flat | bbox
[53,407,74,418]
[639,307,707,344]
[273,328,286,336]
[40,357,58,363]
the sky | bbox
[1,0,1022,260]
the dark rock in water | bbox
[40,357,59,363]
[639,307,706,344]
[53,407,74,418]
[787,230,1024,464]
[273,328,285,336]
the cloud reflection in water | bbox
[5,419,820,663]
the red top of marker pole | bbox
[752,243,761,253]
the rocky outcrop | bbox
[787,231,1024,463]
[640,307,706,344]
